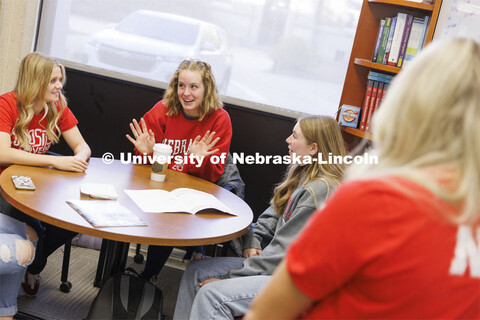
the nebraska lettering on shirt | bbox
[162,138,193,155]
[11,128,51,154]
[449,225,480,278]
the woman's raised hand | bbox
[190,130,220,157]
[126,118,155,155]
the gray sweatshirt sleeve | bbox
[227,179,329,278]
[242,205,279,250]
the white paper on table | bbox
[80,183,118,200]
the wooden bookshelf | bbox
[337,0,442,141]
[354,58,401,74]
[341,126,373,140]
[369,0,435,11]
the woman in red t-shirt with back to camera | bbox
[245,39,480,320]
[0,52,91,305]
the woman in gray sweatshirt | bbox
[173,115,346,320]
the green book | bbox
[377,17,392,64]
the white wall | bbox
[0,0,40,93]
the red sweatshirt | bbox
[140,100,232,182]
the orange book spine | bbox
[366,82,384,131]
[359,80,374,131]
[364,81,379,132]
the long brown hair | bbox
[14,52,67,151]
[163,58,222,120]
[271,116,346,215]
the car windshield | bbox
[116,12,200,46]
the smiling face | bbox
[177,70,205,117]
[44,66,63,103]
[286,122,318,165]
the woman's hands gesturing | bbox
[126,118,155,155]
[190,130,220,157]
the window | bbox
[36,0,361,117]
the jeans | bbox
[0,193,76,275]
[173,257,271,320]
[0,213,36,317]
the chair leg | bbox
[220,241,231,256]
[60,240,72,293]
[133,243,144,264]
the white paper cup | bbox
[151,143,172,182]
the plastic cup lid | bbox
[153,143,172,154]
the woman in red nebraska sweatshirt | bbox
[126,58,232,280]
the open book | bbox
[124,188,236,215]
[67,200,147,228]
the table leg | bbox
[93,239,109,287]
[93,239,130,287]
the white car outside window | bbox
[82,10,232,93]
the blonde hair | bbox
[163,59,223,120]
[352,39,480,223]
[271,115,346,215]
[14,52,67,151]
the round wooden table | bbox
[0,157,253,284]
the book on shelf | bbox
[396,14,414,68]
[80,183,118,200]
[376,17,392,64]
[67,200,147,228]
[372,19,385,63]
[359,79,374,131]
[387,13,409,67]
[366,82,384,131]
[375,82,386,112]
[364,81,380,132]
[124,188,236,215]
[384,17,397,63]
[419,15,430,49]
[403,16,429,67]
[381,83,390,105]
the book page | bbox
[67,200,146,228]
[125,188,236,215]
[124,189,189,213]
[171,188,235,215]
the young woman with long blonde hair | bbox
[0,52,91,300]
[173,115,346,320]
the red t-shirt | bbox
[287,178,480,319]
[141,100,232,182]
[0,91,78,172]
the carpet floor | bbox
[17,245,187,320]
